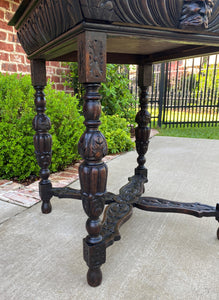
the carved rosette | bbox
[179,0,215,29]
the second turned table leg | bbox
[31,59,53,214]
[77,31,108,287]
[135,64,152,180]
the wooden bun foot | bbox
[87,267,102,287]
[41,201,52,214]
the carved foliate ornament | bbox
[33,114,51,132]
[135,110,151,127]
[78,32,106,83]
[78,131,108,161]
[88,40,104,79]
[82,194,105,219]
[118,175,147,204]
[80,0,114,21]
[101,202,132,245]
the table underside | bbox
[22,22,219,64]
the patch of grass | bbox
[157,124,219,140]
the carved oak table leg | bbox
[31,60,52,214]
[77,32,108,287]
[135,64,152,180]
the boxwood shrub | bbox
[0,73,134,181]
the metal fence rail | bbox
[130,55,219,128]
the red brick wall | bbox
[0,0,73,92]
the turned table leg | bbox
[135,64,152,180]
[77,31,108,287]
[31,59,52,214]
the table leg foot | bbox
[39,181,52,214]
[83,238,106,287]
[87,267,102,287]
[41,202,52,214]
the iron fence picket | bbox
[130,54,219,128]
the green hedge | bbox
[0,73,134,181]
[65,63,136,123]
[100,114,134,153]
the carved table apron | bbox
[9,0,219,287]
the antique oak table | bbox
[10,0,219,287]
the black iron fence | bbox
[130,55,219,128]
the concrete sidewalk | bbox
[0,136,219,300]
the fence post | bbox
[158,62,165,127]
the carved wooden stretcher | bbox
[9,0,219,287]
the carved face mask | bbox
[180,0,215,29]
